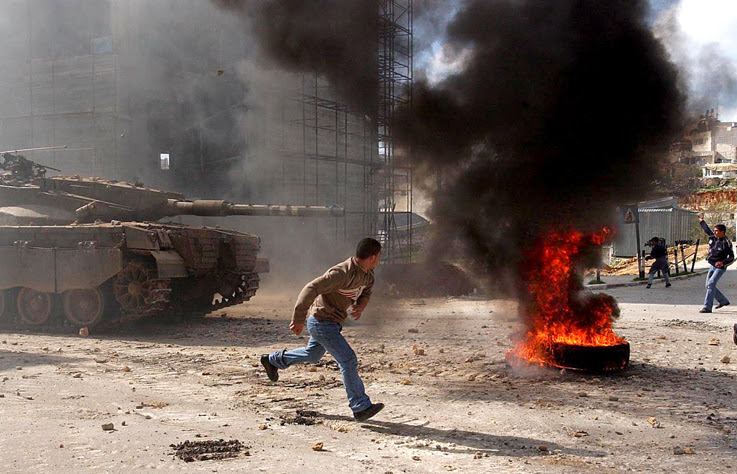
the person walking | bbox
[645,236,671,289]
[698,214,734,314]
[261,238,385,422]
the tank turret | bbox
[0,153,342,225]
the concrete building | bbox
[0,1,416,268]
[674,109,737,179]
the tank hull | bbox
[0,222,266,331]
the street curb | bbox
[596,269,709,289]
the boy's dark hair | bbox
[650,236,660,243]
[715,224,727,232]
[356,238,382,259]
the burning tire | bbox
[550,341,630,371]
[506,341,630,372]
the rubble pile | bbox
[170,439,247,462]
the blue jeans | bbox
[268,316,371,413]
[704,265,729,310]
[647,270,670,285]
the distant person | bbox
[260,238,384,422]
[645,237,671,289]
[697,215,734,314]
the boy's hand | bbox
[698,214,704,222]
[716,261,725,268]
[289,321,304,335]
[350,305,364,320]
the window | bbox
[160,153,170,170]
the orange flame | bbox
[507,227,625,367]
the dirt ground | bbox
[1,273,736,473]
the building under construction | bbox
[0,0,414,270]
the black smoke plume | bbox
[395,0,684,292]
[210,0,379,115]
[211,0,684,295]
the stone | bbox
[312,442,324,451]
[101,423,114,431]
[720,356,731,364]
[79,327,89,337]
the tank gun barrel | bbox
[167,199,344,218]
[0,145,68,155]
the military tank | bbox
[0,150,342,331]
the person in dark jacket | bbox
[645,237,671,289]
[698,215,734,314]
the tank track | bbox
[208,272,260,314]
[0,271,261,333]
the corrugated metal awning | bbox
[704,163,737,171]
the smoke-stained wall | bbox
[0,0,383,286]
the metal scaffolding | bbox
[278,0,414,257]
[378,0,414,263]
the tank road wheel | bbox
[113,263,152,313]
[63,288,105,327]
[17,288,53,326]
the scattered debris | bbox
[720,356,731,364]
[708,338,720,346]
[408,328,419,334]
[647,417,662,428]
[101,423,114,431]
[170,439,247,462]
[673,446,695,455]
[280,410,318,426]
[312,442,324,451]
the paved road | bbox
[607,264,737,329]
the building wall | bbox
[614,208,700,257]
[0,0,390,280]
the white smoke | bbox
[653,0,737,119]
